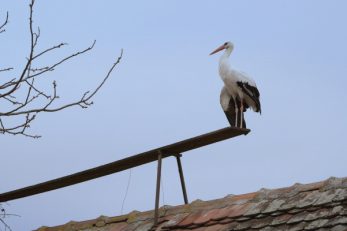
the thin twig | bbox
[0,1,35,98]
[27,40,96,80]
[32,42,67,60]
[25,79,51,99]
[0,67,13,73]
[0,12,9,33]
[0,49,123,116]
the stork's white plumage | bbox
[210,41,261,128]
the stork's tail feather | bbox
[254,105,261,114]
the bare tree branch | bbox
[0,0,123,138]
[0,218,12,231]
[0,203,20,231]
[27,40,96,80]
[25,78,50,99]
[0,68,13,73]
[0,11,8,33]
[32,42,67,60]
[0,13,13,76]
[0,1,35,98]
[0,49,122,116]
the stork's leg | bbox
[240,100,244,128]
[234,104,239,128]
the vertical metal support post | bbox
[153,150,163,227]
[176,154,189,204]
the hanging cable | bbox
[120,169,132,215]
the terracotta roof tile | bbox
[286,222,306,231]
[175,211,205,227]
[107,222,129,231]
[193,224,228,231]
[192,209,220,225]
[251,216,276,229]
[227,203,254,218]
[331,225,347,231]
[262,198,286,213]
[306,219,330,229]
[270,213,293,226]
[242,200,269,216]
[35,176,347,231]
[209,207,230,221]
[227,192,257,203]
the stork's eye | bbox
[224,42,228,46]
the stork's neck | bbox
[218,48,232,78]
[222,47,233,59]
[219,48,232,65]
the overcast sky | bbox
[2,0,347,230]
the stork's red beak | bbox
[209,44,226,55]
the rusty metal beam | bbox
[0,127,249,203]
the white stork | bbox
[210,41,261,128]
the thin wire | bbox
[120,169,132,215]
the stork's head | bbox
[209,41,234,55]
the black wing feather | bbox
[237,81,261,113]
